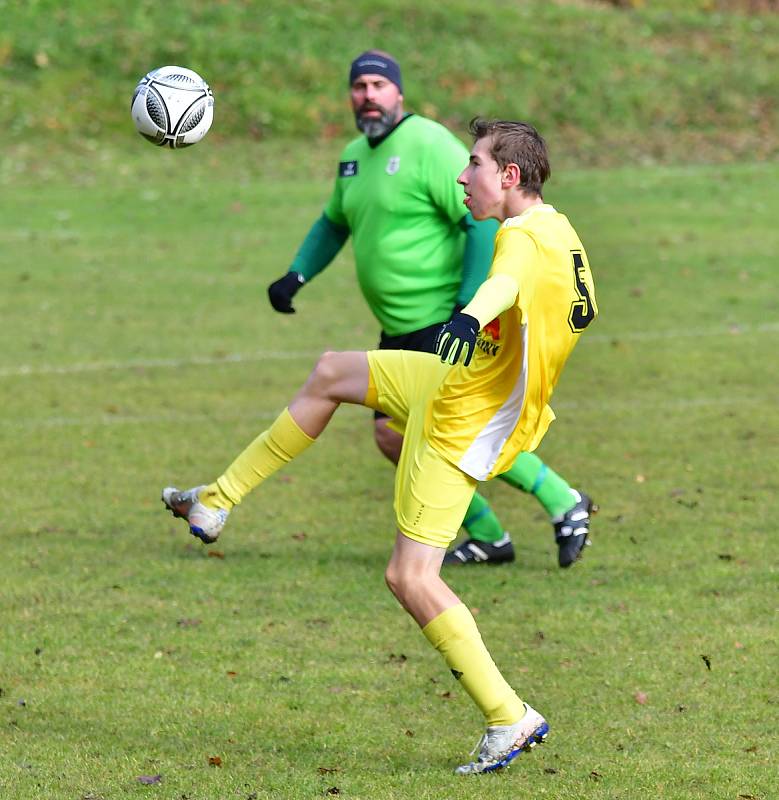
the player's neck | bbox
[500,193,544,222]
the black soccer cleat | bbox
[443,534,515,566]
[553,490,597,568]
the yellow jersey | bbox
[427,204,597,480]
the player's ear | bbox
[501,163,521,189]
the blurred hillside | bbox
[1,0,777,165]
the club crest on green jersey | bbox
[386,156,400,175]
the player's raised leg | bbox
[162,351,370,542]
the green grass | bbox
[0,140,777,799]
[1,0,778,164]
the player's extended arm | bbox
[267,213,350,313]
[456,213,500,308]
[435,274,520,366]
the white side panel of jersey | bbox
[457,323,529,481]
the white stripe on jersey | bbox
[457,323,529,481]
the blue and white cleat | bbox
[161,485,228,544]
[454,704,549,775]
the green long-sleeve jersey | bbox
[292,115,497,336]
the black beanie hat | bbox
[349,51,403,92]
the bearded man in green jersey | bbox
[266,50,595,568]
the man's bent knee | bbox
[384,560,430,603]
[308,351,369,405]
[311,351,343,390]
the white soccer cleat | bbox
[161,485,228,544]
[454,703,549,775]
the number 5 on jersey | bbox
[568,251,597,333]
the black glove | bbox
[267,271,305,313]
[435,312,480,366]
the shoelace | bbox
[469,733,488,759]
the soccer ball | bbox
[131,65,214,149]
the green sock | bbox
[498,452,575,518]
[462,492,506,544]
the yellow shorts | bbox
[364,350,477,549]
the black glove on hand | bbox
[267,272,305,313]
[435,312,480,366]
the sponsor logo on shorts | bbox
[475,333,501,357]
[483,318,501,340]
[476,318,501,356]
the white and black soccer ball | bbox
[131,65,214,149]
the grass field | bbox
[3,0,778,163]
[1,139,777,799]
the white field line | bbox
[0,350,322,378]
[0,394,772,432]
[1,321,778,380]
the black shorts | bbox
[374,320,446,420]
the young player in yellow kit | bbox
[163,119,597,773]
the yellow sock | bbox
[200,408,315,510]
[422,603,525,726]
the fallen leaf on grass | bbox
[291,532,308,541]
[208,755,222,767]
[176,618,201,628]
[589,770,603,781]
[387,653,407,664]
[404,729,414,737]
[325,788,340,796]
[634,691,648,705]
[226,671,237,678]
[136,775,162,785]
[317,767,339,775]
[701,654,712,671]
[744,745,758,753]
[544,767,558,774]
[440,691,453,700]
[207,550,225,559]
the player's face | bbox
[350,74,403,138]
[458,137,505,220]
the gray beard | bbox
[355,106,398,139]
